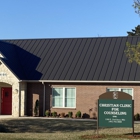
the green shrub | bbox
[52,111,57,117]
[60,112,65,118]
[93,112,97,119]
[76,111,81,118]
[135,113,140,120]
[34,100,39,116]
[45,110,50,117]
[68,112,73,118]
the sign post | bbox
[98,91,134,135]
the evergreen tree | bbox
[127,25,140,36]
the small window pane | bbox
[53,88,63,107]
[53,88,63,97]
[107,88,119,92]
[65,88,75,107]
[65,98,75,107]
[53,98,63,107]
[65,88,75,98]
[121,89,132,96]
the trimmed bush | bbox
[93,112,97,119]
[45,110,50,117]
[60,113,65,118]
[68,112,73,118]
[76,111,81,118]
[135,113,140,120]
[34,100,39,116]
[52,111,57,117]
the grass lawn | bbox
[0,118,139,140]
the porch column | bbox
[12,83,20,117]
[19,82,27,116]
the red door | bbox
[1,87,12,115]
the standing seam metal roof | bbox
[1,36,140,81]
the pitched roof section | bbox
[1,36,140,81]
[0,52,4,58]
[0,41,26,79]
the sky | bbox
[0,0,140,39]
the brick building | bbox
[0,36,140,117]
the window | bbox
[52,87,76,108]
[107,88,133,97]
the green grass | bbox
[0,118,139,140]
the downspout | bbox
[19,82,21,117]
[42,82,45,116]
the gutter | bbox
[42,82,45,116]
[19,80,140,84]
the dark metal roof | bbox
[1,36,140,81]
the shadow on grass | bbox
[0,124,10,132]
[124,132,140,136]
[0,119,97,133]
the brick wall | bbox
[27,83,44,116]
[27,83,140,118]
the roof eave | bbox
[19,80,140,84]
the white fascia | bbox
[18,80,140,84]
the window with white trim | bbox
[52,87,76,108]
[107,88,133,97]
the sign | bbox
[98,99,133,127]
[98,91,133,128]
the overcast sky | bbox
[0,0,139,39]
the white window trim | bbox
[107,88,134,99]
[52,87,76,108]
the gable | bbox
[0,41,27,80]
[0,60,19,84]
